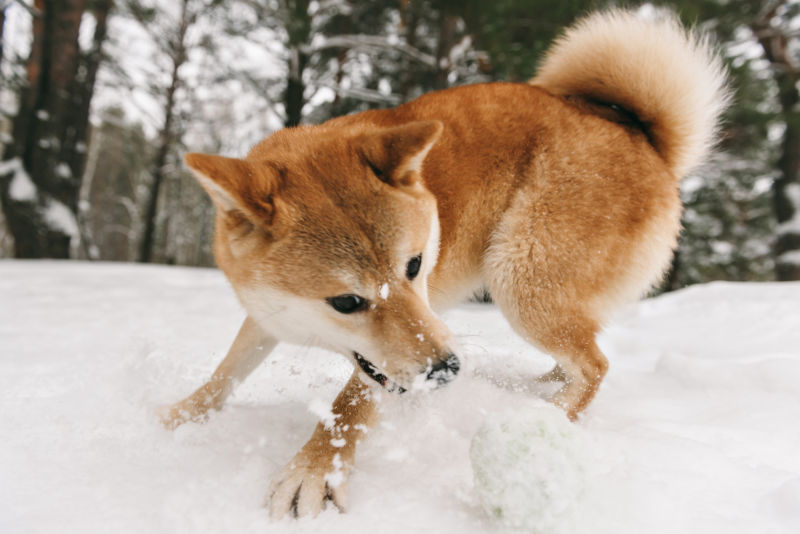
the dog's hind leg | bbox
[160,316,276,429]
[485,216,610,421]
[536,364,567,383]
[538,321,608,420]
[493,292,608,421]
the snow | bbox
[307,398,339,430]
[42,199,80,238]
[1,158,37,202]
[56,163,73,179]
[325,453,345,488]
[1,262,799,534]
[786,183,800,213]
[777,249,800,266]
[777,183,800,236]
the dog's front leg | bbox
[160,316,277,429]
[268,370,380,518]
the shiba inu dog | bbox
[161,10,728,518]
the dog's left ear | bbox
[185,153,279,226]
[361,120,443,188]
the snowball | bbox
[470,407,588,532]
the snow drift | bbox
[0,261,798,533]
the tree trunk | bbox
[138,0,189,263]
[0,0,90,258]
[329,8,353,117]
[0,4,6,68]
[72,0,114,260]
[398,0,420,102]
[433,13,458,90]
[283,0,311,128]
[774,84,800,280]
[284,48,308,127]
[67,0,112,186]
[661,249,682,292]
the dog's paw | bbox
[535,364,567,383]
[156,400,208,430]
[267,452,349,518]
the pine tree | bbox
[749,0,800,280]
[661,0,799,283]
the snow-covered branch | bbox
[317,82,402,105]
[302,35,437,68]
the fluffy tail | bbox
[532,9,730,178]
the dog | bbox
[160,10,728,518]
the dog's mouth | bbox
[353,352,406,394]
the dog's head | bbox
[186,120,459,392]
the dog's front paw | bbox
[267,450,349,518]
[157,398,209,430]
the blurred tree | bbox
[641,0,777,287]
[749,0,800,280]
[81,106,151,261]
[120,0,224,264]
[1,0,787,290]
[0,0,113,258]
[284,0,311,127]
[128,0,197,262]
[0,2,6,68]
[455,0,606,80]
[226,0,428,126]
[651,0,794,284]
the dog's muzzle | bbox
[425,353,461,386]
[353,352,461,392]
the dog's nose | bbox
[426,353,460,386]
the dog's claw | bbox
[267,456,348,519]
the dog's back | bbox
[326,10,729,417]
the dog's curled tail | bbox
[532,10,730,179]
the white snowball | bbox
[470,407,588,532]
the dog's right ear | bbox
[185,153,278,225]
[360,121,443,189]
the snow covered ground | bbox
[1,261,799,534]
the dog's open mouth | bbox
[353,352,406,393]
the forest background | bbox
[2,0,799,291]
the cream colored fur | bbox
[533,9,730,178]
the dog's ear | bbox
[185,153,278,225]
[361,121,443,188]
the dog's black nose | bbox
[426,353,460,386]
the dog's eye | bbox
[406,254,422,280]
[327,294,368,314]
